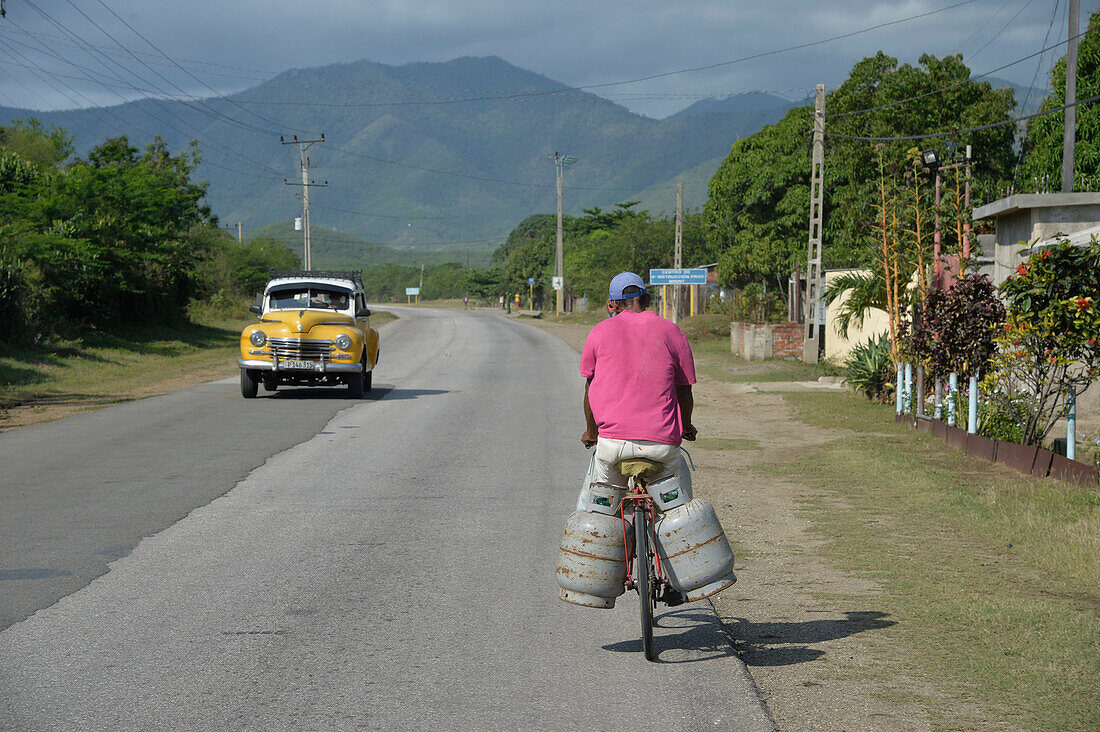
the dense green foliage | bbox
[909,273,1005,379]
[0,121,298,343]
[485,205,714,309]
[986,240,1100,445]
[706,53,1016,292]
[1017,9,1100,190]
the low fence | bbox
[730,322,802,361]
[896,414,1098,485]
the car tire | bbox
[240,369,259,399]
[346,363,364,399]
[364,368,372,392]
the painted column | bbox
[947,372,958,426]
[968,374,978,434]
[1068,386,1077,461]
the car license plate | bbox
[283,360,320,371]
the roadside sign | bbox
[552,276,563,291]
[649,268,707,285]
[527,277,535,286]
[405,287,420,296]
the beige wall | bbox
[823,269,891,363]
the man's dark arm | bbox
[676,384,697,440]
[581,378,599,446]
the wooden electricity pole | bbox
[281,134,327,270]
[673,182,683,323]
[802,84,826,363]
[550,152,576,315]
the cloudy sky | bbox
[0,0,1095,119]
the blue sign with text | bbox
[649,268,707,285]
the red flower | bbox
[1078,298,1091,310]
[1017,264,1029,275]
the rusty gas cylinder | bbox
[654,498,737,601]
[556,510,633,609]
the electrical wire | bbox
[822,92,1100,141]
[968,0,1037,62]
[826,28,1090,120]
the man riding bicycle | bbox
[578,271,697,514]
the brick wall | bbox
[731,321,803,360]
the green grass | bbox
[693,437,762,451]
[0,303,397,418]
[771,388,1100,730]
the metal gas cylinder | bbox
[654,498,737,601]
[556,509,633,609]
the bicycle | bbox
[618,458,667,661]
[582,429,696,662]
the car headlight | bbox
[335,333,352,350]
[249,330,266,347]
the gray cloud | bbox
[0,0,1093,118]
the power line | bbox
[969,0,1038,62]
[90,0,314,136]
[822,92,1100,141]
[825,29,1089,121]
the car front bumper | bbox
[238,359,363,373]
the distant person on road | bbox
[578,271,697,516]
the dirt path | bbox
[526,318,932,732]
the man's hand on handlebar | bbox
[581,429,598,449]
[683,425,698,441]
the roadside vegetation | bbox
[669,324,1099,730]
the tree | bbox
[988,240,1100,445]
[0,118,73,169]
[706,52,1016,292]
[1017,9,1100,190]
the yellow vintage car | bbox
[238,270,380,399]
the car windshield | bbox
[268,287,350,311]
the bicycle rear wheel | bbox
[634,505,656,661]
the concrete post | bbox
[948,373,958,426]
[1068,386,1077,460]
[968,374,978,434]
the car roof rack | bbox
[268,269,363,285]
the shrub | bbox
[845,332,894,402]
[990,239,1100,445]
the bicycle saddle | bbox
[615,458,665,479]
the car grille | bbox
[267,337,334,360]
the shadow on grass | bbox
[723,610,896,667]
[0,321,238,371]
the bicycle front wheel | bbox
[634,505,656,661]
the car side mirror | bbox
[355,307,372,318]
[249,304,262,315]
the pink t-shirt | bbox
[580,310,696,445]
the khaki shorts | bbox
[576,437,693,511]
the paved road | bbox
[0,307,772,731]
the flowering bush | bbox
[907,273,1006,379]
[989,239,1100,445]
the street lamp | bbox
[922,149,944,290]
[550,152,577,316]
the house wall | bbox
[822,269,891,363]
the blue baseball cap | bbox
[609,271,647,301]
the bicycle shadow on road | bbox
[600,607,738,664]
[722,611,896,667]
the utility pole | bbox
[673,182,683,323]
[236,221,242,244]
[802,84,826,364]
[1063,0,1080,192]
[281,134,327,270]
[550,152,576,315]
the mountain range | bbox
[0,56,799,254]
[1,57,1047,259]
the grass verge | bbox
[0,304,396,426]
[773,388,1100,730]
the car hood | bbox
[260,309,354,335]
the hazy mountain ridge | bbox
[0,57,1049,256]
[0,56,790,252]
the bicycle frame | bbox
[619,476,665,661]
